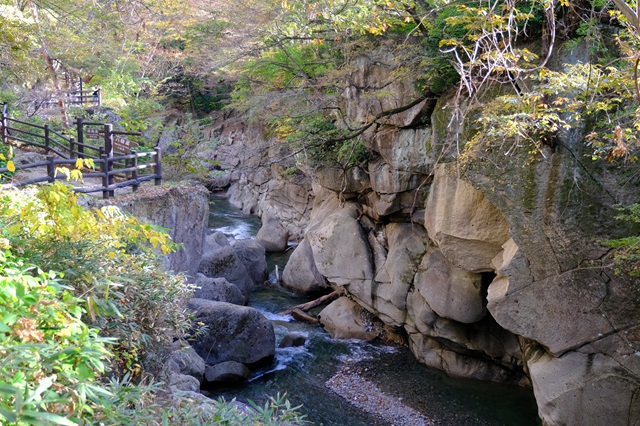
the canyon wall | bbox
[198,44,640,425]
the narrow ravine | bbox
[205,196,540,426]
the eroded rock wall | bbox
[184,111,313,240]
[197,44,640,424]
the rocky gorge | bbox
[151,40,640,425]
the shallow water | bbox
[207,196,541,426]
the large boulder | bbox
[187,298,275,366]
[424,163,510,272]
[197,245,254,301]
[255,217,289,252]
[203,361,251,385]
[319,297,378,341]
[305,202,374,288]
[192,274,245,305]
[165,343,206,383]
[281,239,329,294]
[231,239,268,284]
[414,249,485,324]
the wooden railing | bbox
[0,103,162,199]
[35,88,101,110]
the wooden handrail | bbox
[1,102,162,199]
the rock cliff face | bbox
[199,45,640,424]
[97,183,210,277]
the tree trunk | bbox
[279,288,344,315]
[28,0,69,128]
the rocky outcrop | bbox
[101,183,210,277]
[194,43,640,424]
[197,111,313,239]
[425,163,510,273]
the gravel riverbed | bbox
[326,363,433,426]
[324,348,539,426]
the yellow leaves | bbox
[559,0,570,7]
[54,167,83,182]
[6,160,15,172]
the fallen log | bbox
[290,308,319,324]
[279,288,344,315]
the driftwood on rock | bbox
[279,289,344,316]
[290,309,320,324]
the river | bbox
[206,196,540,426]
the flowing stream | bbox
[206,196,540,426]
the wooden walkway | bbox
[0,102,162,199]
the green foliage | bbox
[233,42,338,106]
[164,393,309,426]
[0,249,113,425]
[163,114,221,180]
[0,183,190,379]
[0,182,307,424]
[603,204,640,277]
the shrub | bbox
[0,249,113,425]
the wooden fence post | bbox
[101,154,109,199]
[44,124,50,154]
[103,123,113,157]
[46,156,55,183]
[69,137,75,158]
[1,103,8,145]
[76,117,85,158]
[154,147,162,186]
[132,154,139,192]
[103,123,115,197]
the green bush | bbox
[0,182,308,425]
[0,249,113,425]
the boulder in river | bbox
[192,274,245,305]
[203,361,252,385]
[187,298,276,367]
[231,238,268,284]
[278,332,307,348]
[255,217,289,252]
[197,245,254,302]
